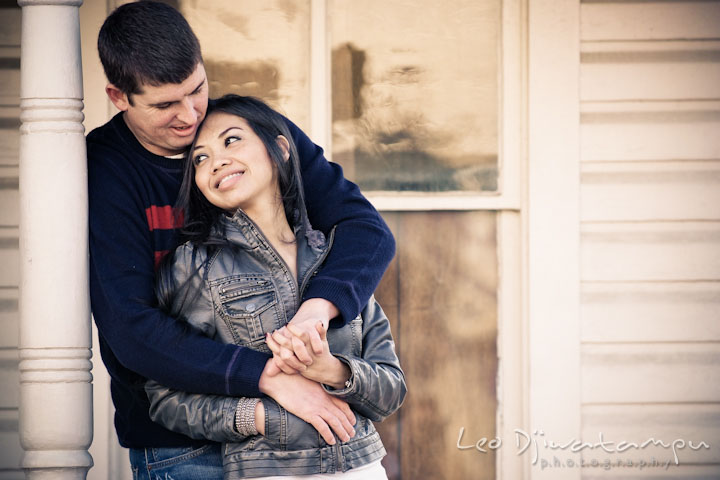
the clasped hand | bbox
[266,319,351,389]
[264,298,343,378]
[259,299,354,445]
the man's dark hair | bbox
[98,1,202,98]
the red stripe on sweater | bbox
[145,205,184,231]
[154,250,170,269]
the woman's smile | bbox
[192,112,282,214]
[216,170,245,189]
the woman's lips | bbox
[216,171,244,189]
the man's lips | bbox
[171,124,197,136]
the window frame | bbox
[310,2,527,479]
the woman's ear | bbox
[106,84,130,112]
[276,135,290,162]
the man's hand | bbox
[267,298,339,375]
[258,360,355,445]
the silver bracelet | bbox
[234,397,260,436]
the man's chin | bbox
[167,135,196,152]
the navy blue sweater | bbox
[87,112,395,448]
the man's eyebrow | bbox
[149,99,174,108]
[191,78,206,94]
[149,78,206,108]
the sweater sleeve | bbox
[286,119,396,324]
[88,142,269,397]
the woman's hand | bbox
[258,361,355,444]
[267,322,351,390]
[266,298,339,375]
[254,400,265,436]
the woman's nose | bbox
[211,154,230,172]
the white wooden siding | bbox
[0,5,22,479]
[579,0,720,478]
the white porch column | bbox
[17,1,93,479]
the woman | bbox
[146,95,406,479]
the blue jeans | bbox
[129,444,223,480]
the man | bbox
[87,1,395,477]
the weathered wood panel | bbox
[580,103,720,163]
[580,161,720,222]
[0,349,18,408]
[0,167,18,227]
[582,404,719,465]
[0,68,20,107]
[581,343,720,404]
[0,109,20,167]
[0,288,18,348]
[373,213,402,479]
[581,282,720,343]
[581,41,720,101]
[581,222,720,282]
[581,2,720,41]
[579,1,720,478]
[0,228,18,288]
[0,7,21,477]
[0,409,22,476]
[375,211,498,480]
[0,9,20,46]
[582,465,720,480]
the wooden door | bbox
[374,211,498,480]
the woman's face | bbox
[191,111,285,214]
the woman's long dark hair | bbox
[176,95,308,246]
[157,95,310,317]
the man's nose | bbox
[176,98,198,125]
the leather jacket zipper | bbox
[334,437,343,473]
[235,211,335,313]
[298,227,336,300]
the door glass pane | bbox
[180,0,312,127]
[329,0,500,192]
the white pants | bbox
[253,460,388,480]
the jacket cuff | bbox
[322,354,357,396]
[261,397,284,446]
[223,397,249,442]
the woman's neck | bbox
[242,204,297,279]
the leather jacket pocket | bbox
[211,275,280,347]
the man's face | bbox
[114,63,209,156]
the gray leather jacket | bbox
[146,211,406,478]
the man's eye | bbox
[225,136,240,147]
[193,153,208,165]
[155,103,172,110]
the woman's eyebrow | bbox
[217,126,245,138]
[193,126,246,150]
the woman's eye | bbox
[225,135,240,147]
[193,153,208,165]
